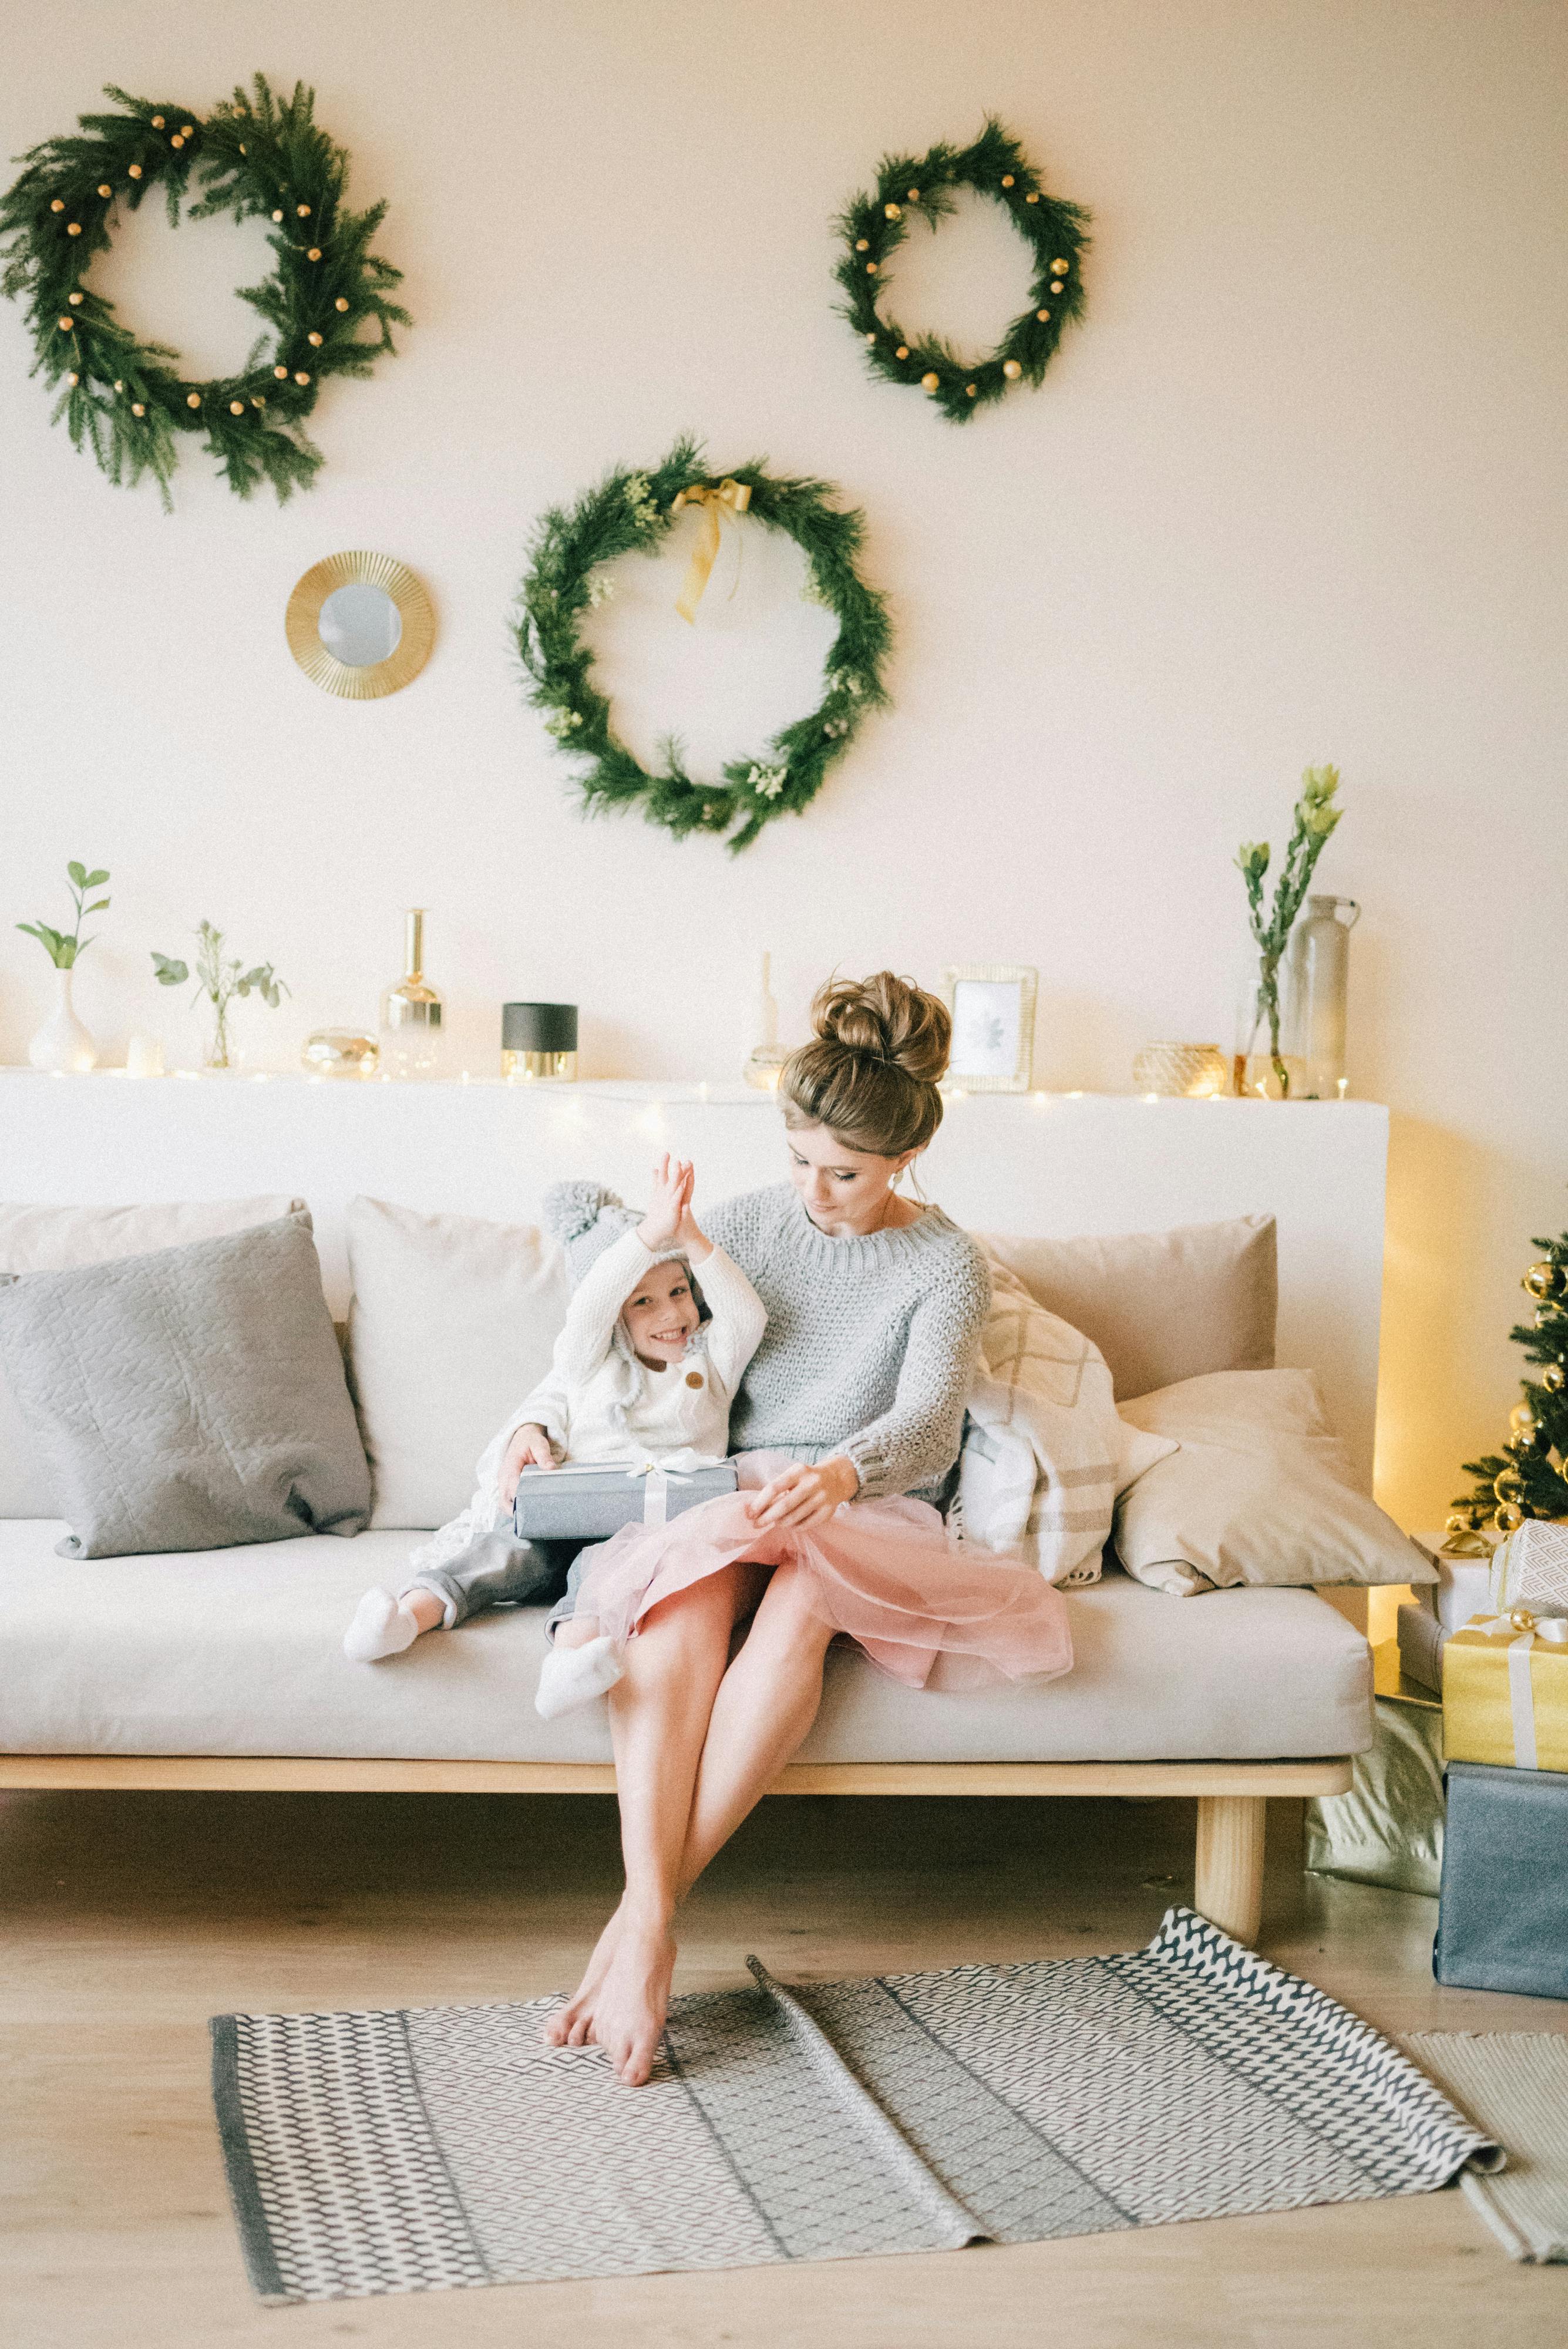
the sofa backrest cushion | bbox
[346,1196,571,1530]
[0,1194,305,1516]
[978,1214,1277,1401]
[0,1211,369,1558]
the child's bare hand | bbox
[637,1154,694,1251]
[500,1423,555,1505]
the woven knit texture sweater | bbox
[703,1184,991,1503]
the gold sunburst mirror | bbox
[285,551,435,699]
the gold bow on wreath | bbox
[670,479,752,624]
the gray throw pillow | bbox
[0,1213,371,1558]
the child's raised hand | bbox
[637,1154,694,1250]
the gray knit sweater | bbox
[703,1184,991,1504]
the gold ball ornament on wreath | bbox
[1002,358,1022,380]
[130,401,144,415]
[127,164,142,179]
[307,247,322,261]
[921,371,940,391]
[49,198,63,212]
[97,183,111,197]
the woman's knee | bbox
[640,1561,758,1651]
[745,1563,834,1653]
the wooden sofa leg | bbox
[1193,1795,1266,1945]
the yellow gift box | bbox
[1443,1611,1568,1772]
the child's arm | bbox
[674,1190,766,1399]
[546,1154,696,1384]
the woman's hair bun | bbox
[811,971,951,1087]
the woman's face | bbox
[786,1122,917,1235]
[621,1260,699,1367]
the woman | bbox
[542,972,1070,2085]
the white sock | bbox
[535,1634,624,1719]
[343,1587,422,1663]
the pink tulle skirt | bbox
[567,1454,1073,1691]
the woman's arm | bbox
[840,1261,990,1501]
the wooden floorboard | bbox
[3,1786,1566,2348]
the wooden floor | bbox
[4,1787,1566,2348]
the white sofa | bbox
[0,1078,1387,1946]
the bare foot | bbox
[591,1911,676,2086]
[541,1901,624,2048]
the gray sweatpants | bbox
[406,1531,580,1630]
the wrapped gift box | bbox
[1443,1614,1568,1773]
[1492,1522,1568,1618]
[1433,1761,1568,1999]
[1397,1601,1449,1695]
[1412,1530,1501,1631]
[1305,1643,1443,1897]
[514,1459,738,1542]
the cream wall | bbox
[2,0,1564,1530]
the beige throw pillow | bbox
[346,1197,570,1530]
[1113,1368,1434,1596]
[980,1216,1276,1401]
[0,1195,305,1517]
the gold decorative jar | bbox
[502,1000,578,1082]
[379,910,444,1078]
[301,1029,379,1078]
[1132,1042,1229,1098]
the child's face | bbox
[621,1260,699,1365]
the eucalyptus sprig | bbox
[152,919,288,1069]
[1234,766,1343,1096]
[17,859,111,968]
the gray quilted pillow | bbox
[0,1212,371,1557]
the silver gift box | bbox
[513,1460,738,1542]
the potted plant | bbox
[17,860,111,1072]
[152,922,289,1071]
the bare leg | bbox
[554,1614,602,1651]
[403,1587,445,1634]
[542,1563,761,2078]
[678,1561,836,1897]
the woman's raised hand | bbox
[745,1456,860,1530]
[637,1153,695,1251]
[500,1422,556,1505]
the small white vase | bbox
[28,965,97,1073]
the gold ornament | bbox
[271,208,284,222]
[1495,1503,1525,1533]
[1445,1509,1481,1536]
[297,203,311,217]
[65,371,78,386]
[866,261,877,273]
[855,237,869,251]
[251,395,265,407]
[1494,1468,1524,1502]
[151,115,165,129]
[1050,279,1064,294]
[181,126,194,139]
[307,247,322,261]
[1525,1261,1567,1301]
[884,202,901,220]
[130,401,145,416]
[1002,358,1022,380]
[307,331,323,346]
[1036,307,1050,321]
[1001,173,1015,188]
[1052,258,1070,272]
[894,344,909,359]
[921,371,940,392]
[238,144,247,155]
[128,165,143,180]
[294,370,310,385]
[56,314,72,331]
[67,222,82,236]
[1545,1363,1566,1392]
[113,378,123,392]
[965,382,977,396]
[1025,192,1039,204]
[228,399,244,415]
[273,364,288,379]
[1512,1402,1539,1432]
[906,186,920,200]
[170,135,184,151]
[334,296,349,311]
[864,331,876,345]
[97,183,112,197]
[49,198,63,213]
[68,291,83,305]
[186,391,201,408]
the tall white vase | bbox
[28,966,97,1073]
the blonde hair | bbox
[778,972,950,1157]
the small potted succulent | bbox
[152,921,289,1071]
[18,859,111,1072]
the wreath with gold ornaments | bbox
[835,118,1089,422]
[516,437,891,853]
[0,76,408,507]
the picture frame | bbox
[940,964,1038,1093]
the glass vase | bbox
[1232,954,1307,1099]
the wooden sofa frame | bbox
[0,1754,1352,1946]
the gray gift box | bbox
[1434,1761,1568,2000]
[514,1460,738,1542]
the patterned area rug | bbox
[210,1908,1496,2304]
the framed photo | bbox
[940,965,1038,1092]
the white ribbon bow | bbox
[1475,1610,1568,1771]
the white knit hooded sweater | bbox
[703,1184,991,1503]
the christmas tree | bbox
[1448,1231,1568,1540]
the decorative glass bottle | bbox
[378,908,444,1078]
[1288,895,1359,1098]
[742,951,789,1089]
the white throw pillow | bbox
[0,1196,305,1517]
[957,1261,1177,1586]
[346,1197,570,1530]
[1113,1367,1434,1596]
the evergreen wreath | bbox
[834,117,1089,423]
[515,438,891,852]
[0,76,408,507]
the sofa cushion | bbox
[0,1520,1372,1763]
[980,1215,1276,1401]
[0,1194,305,1516]
[345,1197,571,1530]
[0,1215,369,1557]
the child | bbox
[342,1157,765,1715]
